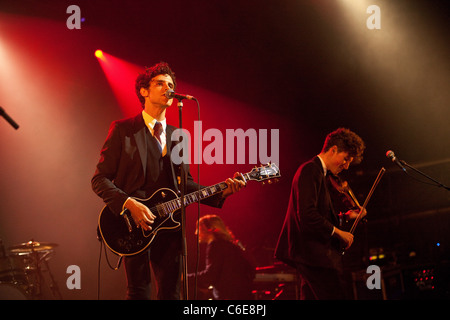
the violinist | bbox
[275,128,366,300]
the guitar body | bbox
[98,188,180,256]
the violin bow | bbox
[349,167,386,235]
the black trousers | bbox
[124,232,182,300]
[296,262,349,300]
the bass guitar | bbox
[98,163,280,256]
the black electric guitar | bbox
[98,163,280,256]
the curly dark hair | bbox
[135,62,177,108]
[321,128,365,164]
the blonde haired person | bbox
[190,215,255,300]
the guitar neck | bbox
[155,167,276,216]
[181,171,252,207]
[156,182,228,216]
[183,182,228,206]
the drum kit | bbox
[0,239,62,300]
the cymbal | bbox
[9,240,58,253]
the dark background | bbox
[0,0,449,300]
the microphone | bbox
[386,150,406,171]
[165,89,196,101]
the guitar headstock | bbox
[244,163,281,184]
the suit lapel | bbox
[323,174,338,225]
[166,125,174,151]
[313,157,338,224]
[132,114,148,178]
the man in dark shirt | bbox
[275,128,365,299]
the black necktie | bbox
[154,122,162,142]
[154,122,163,152]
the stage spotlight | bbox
[95,49,104,59]
[95,51,144,117]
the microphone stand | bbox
[176,98,189,300]
[0,106,19,129]
[400,160,450,191]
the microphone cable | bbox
[194,98,201,300]
[96,232,122,300]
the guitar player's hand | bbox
[124,197,156,231]
[222,172,246,198]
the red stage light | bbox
[95,49,104,59]
[95,50,144,117]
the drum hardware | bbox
[0,239,62,299]
[8,240,58,254]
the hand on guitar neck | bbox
[221,172,247,198]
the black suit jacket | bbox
[92,113,224,216]
[275,156,341,269]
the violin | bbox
[328,168,386,255]
[327,174,362,226]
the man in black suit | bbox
[92,62,245,299]
[275,128,365,299]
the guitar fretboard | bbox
[153,182,229,217]
[148,166,279,218]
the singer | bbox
[91,62,245,300]
[275,128,366,299]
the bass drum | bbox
[0,282,29,300]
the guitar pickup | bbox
[121,210,133,233]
